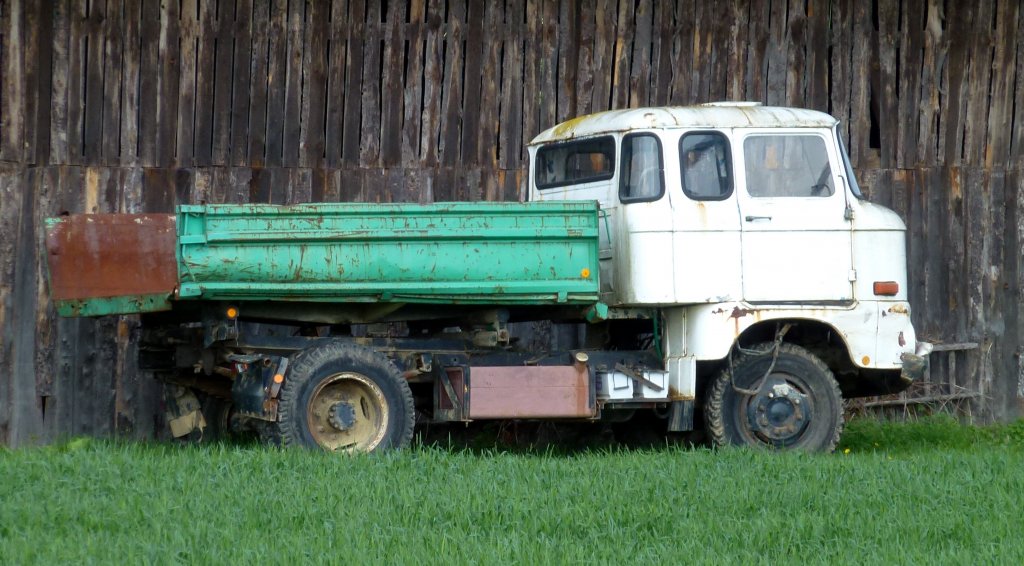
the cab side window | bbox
[535,136,615,189]
[619,134,664,203]
[679,132,732,200]
[743,135,834,198]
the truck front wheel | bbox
[704,343,843,452]
[269,341,415,453]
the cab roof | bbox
[529,103,839,145]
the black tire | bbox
[267,341,415,453]
[705,343,843,452]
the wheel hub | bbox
[747,381,811,443]
[328,401,358,432]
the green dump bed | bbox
[45,201,601,316]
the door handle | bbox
[745,215,772,222]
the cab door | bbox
[735,130,854,303]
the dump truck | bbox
[44,103,930,452]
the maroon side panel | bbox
[44,214,178,301]
[468,366,593,419]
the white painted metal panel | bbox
[615,199,675,304]
[735,130,854,302]
[666,129,744,303]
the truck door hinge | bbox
[848,269,858,282]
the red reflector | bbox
[873,281,899,296]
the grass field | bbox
[2,416,1023,564]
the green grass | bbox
[2,416,1023,565]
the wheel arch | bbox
[686,306,861,398]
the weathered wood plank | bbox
[804,0,828,112]
[66,0,87,164]
[499,0,524,170]
[557,0,579,120]
[49,0,71,164]
[651,0,674,106]
[476,1,502,166]
[963,168,990,407]
[119,0,140,165]
[725,0,749,102]
[400,0,425,165]
[849,0,872,167]
[1013,4,1024,167]
[537,0,558,124]
[706,1,729,102]
[590,0,616,111]
[264,0,288,167]
[33,167,59,441]
[156,0,181,167]
[82,1,105,164]
[338,168,365,202]
[341,0,365,166]
[21,1,45,165]
[418,0,443,166]
[784,0,806,106]
[895,0,923,168]
[192,0,219,166]
[985,0,1018,169]
[945,167,967,339]
[764,0,787,106]
[743,0,768,103]
[438,0,464,166]
[379,0,405,167]
[281,0,305,167]
[828,0,853,145]
[609,0,631,109]
[300,0,329,168]
[248,0,271,166]
[459,1,484,166]
[0,170,22,443]
[917,0,944,166]
[628,0,652,108]
[230,0,254,166]
[876,0,897,168]
[9,169,43,444]
[521,0,541,142]
[137,0,161,166]
[358,3,383,167]
[176,0,199,168]
[575,0,596,115]
[963,1,994,167]
[99,1,121,163]
[324,0,348,168]
[210,2,235,167]
[940,1,974,166]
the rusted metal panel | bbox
[44,214,177,314]
[468,365,594,419]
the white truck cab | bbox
[529,103,930,450]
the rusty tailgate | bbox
[44,214,178,316]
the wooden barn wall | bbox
[0,0,1021,445]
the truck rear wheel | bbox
[705,342,843,452]
[268,341,415,453]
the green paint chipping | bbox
[54,293,173,317]
[176,201,601,306]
